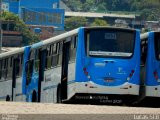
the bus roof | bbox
[0,47,24,59]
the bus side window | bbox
[1,58,8,80]
[4,58,8,80]
[58,42,63,65]
[30,50,35,60]
[7,57,12,79]
[10,56,13,67]
[46,46,51,69]
[25,50,35,85]
[35,49,40,72]
[16,56,20,77]
[29,50,35,70]
[45,47,48,69]
[19,53,24,76]
[2,59,6,80]
[1,60,3,80]
[26,59,34,86]
[21,54,23,64]
[69,36,77,62]
[51,43,58,67]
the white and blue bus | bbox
[0,27,141,104]
[141,32,160,101]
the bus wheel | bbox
[6,95,10,101]
[57,85,62,103]
[32,90,37,102]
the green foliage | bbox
[140,7,160,21]
[62,0,160,21]
[65,17,108,30]
[1,11,40,46]
[63,0,82,11]
[65,17,88,30]
[82,0,95,12]
[90,18,108,27]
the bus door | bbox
[12,58,19,101]
[61,41,70,100]
[37,49,46,102]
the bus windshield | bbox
[86,29,135,58]
[154,33,160,61]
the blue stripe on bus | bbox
[43,85,57,91]
[22,46,31,94]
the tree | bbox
[90,18,108,26]
[96,2,106,12]
[63,0,160,21]
[1,11,40,46]
[65,17,88,30]
[63,0,82,11]
[82,0,95,12]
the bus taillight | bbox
[83,68,88,76]
[129,70,135,78]
[153,71,158,80]
[127,70,135,81]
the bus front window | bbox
[86,29,135,58]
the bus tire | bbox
[57,85,62,103]
[6,95,10,101]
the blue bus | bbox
[0,27,141,104]
[141,32,160,100]
[75,27,140,104]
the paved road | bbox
[0,102,159,120]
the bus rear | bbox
[75,27,140,104]
[146,32,160,97]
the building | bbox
[28,25,54,40]
[128,15,145,30]
[145,21,160,31]
[1,0,64,31]
[115,19,128,28]
[1,21,22,47]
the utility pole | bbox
[0,0,2,53]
